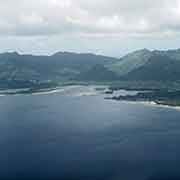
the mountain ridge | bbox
[1,48,180,89]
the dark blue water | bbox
[1,86,180,180]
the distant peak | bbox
[53,51,67,55]
[1,51,19,56]
[125,49,151,57]
[136,48,151,53]
[52,51,77,57]
[152,48,180,54]
[52,51,97,57]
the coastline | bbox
[0,85,107,96]
[112,99,180,111]
[0,87,64,96]
[106,88,180,110]
[138,101,180,110]
[1,85,180,111]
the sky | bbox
[0,0,180,57]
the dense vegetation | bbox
[1,48,180,90]
[0,51,118,88]
[109,90,180,107]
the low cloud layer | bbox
[0,0,180,38]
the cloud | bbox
[0,0,180,38]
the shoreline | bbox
[107,88,180,110]
[109,99,180,111]
[137,100,180,110]
[1,86,180,111]
[0,87,64,96]
[0,85,107,96]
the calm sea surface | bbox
[1,86,180,180]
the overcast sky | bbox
[0,0,180,57]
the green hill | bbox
[1,48,180,89]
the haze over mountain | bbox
[0,51,118,88]
[113,48,180,81]
[1,48,180,89]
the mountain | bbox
[1,48,180,89]
[109,49,152,76]
[76,64,119,81]
[0,51,118,88]
[109,48,180,81]
[121,54,180,81]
